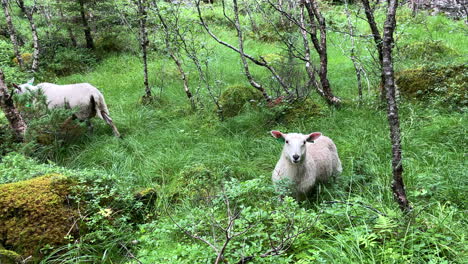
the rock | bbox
[0,174,78,260]
[395,64,467,108]
[218,85,264,117]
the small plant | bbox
[13,89,87,160]
[47,47,97,76]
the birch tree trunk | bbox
[381,0,412,212]
[135,0,151,99]
[78,0,94,49]
[17,0,40,72]
[361,0,386,101]
[1,0,23,68]
[0,70,27,142]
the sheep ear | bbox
[27,77,34,85]
[271,130,285,143]
[306,132,321,143]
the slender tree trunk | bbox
[196,0,290,98]
[27,14,39,72]
[361,0,386,100]
[136,0,150,99]
[0,70,27,142]
[303,0,341,106]
[233,0,271,102]
[153,1,194,108]
[17,0,40,72]
[1,0,23,68]
[381,0,411,212]
[299,6,321,96]
[344,0,363,100]
[78,0,94,49]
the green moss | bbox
[279,98,322,123]
[262,53,284,66]
[400,40,458,60]
[12,53,32,65]
[0,174,77,260]
[135,188,157,205]
[396,64,467,108]
[218,85,264,117]
[0,246,21,264]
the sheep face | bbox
[271,131,322,164]
[13,78,36,94]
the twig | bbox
[120,242,143,264]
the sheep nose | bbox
[293,154,300,161]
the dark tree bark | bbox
[1,0,23,68]
[17,0,40,72]
[381,0,411,212]
[134,0,151,99]
[302,0,341,106]
[78,0,94,49]
[0,70,27,142]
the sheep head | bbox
[15,78,36,94]
[271,131,321,164]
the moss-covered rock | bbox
[396,64,467,108]
[276,98,322,123]
[219,85,264,117]
[0,174,78,260]
[400,40,458,61]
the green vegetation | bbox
[0,1,467,263]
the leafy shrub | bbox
[13,89,87,160]
[95,32,135,54]
[47,47,97,76]
[0,153,70,184]
[136,178,316,263]
[0,39,27,83]
[0,123,17,158]
[0,39,13,64]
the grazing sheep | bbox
[14,78,120,137]
[271,130,342,199]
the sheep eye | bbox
[303,141,306,145]
[286,140,289,144]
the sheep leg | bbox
[101,111,120,138]
[86,119,94,135]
